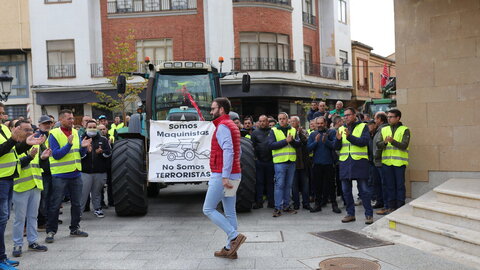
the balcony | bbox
[107,0,197,14]
[304,62,336,79]
[302,12,316,25]
[232,0,291,6]
[48,64,76,79]
[338,68,349,81]
[90,63,104,77]
[232,58,295,72]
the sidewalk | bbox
[4,184,476,270]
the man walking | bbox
[269,112,300,217]
[46,109,91,243]
[376,109,410,212]
[203,97,246,259]
[251,115,274,209]
[334,108,373,224]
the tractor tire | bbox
[236,137,256,212]
[111,138,148,216]
[147,182,160,198]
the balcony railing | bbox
[232,0,291,6]
[48,64,76,79]
[91,63,104,77]
[304,62,336,79]
[338,68,349,81]
[302,12,316,25]
[107,0,197,14]
[232,58,295,72]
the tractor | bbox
[112,60,255,216]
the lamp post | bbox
[0,70,14,102]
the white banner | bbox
[148,121,215,183]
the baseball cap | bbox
[229,111,240,121]
[38,115,53,124]
[98,115,107,120]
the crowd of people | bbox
[0,103,125,270]
[239,100,410,226]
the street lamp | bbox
[0,70,14,102]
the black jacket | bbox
[81,133,112,174]
[251,127,273,162]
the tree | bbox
[295,91,331,115]
[90,30,146,124]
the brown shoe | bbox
[273,209,282,217]
[282,207,297,214]
[365,216,374,225]
[376,208,393,215]
[341,215,356,223]
[228,234,247,255]
[214,247,238,259]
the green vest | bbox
[0,124,20,178]
[245,134,251,139]
[338,123,368,161]
[381,125,409,166]
[49,128,82,174]
[14,146,44,192]
[271,127,297,163]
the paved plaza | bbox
[5,185,475,270]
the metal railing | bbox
[232,58,295,72]
[107,0,197,14]
[302,12,316,25]
[232,0,291,6]
[90,63,104,77]
[48,64,76,79]
[304,62,336,79]
[338,68,349,81]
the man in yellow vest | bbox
[376,109,410,213]
[11,120,49,257]
[46,109,91,244]
[334,107,373,224]
[0,104,45,269]
[268,112,301,217]
[108,116,124,141]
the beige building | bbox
[350,40,396,108]
[0,0,36,121]
[395,0,480,196]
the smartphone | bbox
[34,131,42,138]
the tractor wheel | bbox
[184,149,195,161]
[236,137,256,212]
[111,138,148,216]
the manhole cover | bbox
[318,257,381,270]
[311,229,393,250]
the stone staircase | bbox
[363,178,480,269]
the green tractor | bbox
[363,77,397,116]
[112,61,255,216]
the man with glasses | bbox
[203,97,246,259]
[376,109,410,213]
[334,107,373,224]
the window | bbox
[304,45,312,74]
[45,0,71,3]
[238,32,293,71]
[0,54,28,97]
[47,40,76,78]
[338,0,347,24]
[357,59,368,91]
[339,50,349,80]
[107,0,197,14]
[4,105,27,120]
[136,39,173,69]
[302,0,315,25]
[369,72,374,90]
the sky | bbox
[350,0,395,57]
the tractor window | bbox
[153,74,216,121]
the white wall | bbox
[334,0,353,87]
[203,0,234,72]
[29,0,107,87]
[291,0,305,81]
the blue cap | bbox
[98,115,107,120]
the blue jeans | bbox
[255,160,274,204]
[381,165,406,209]
[369,164,382,204]
[38,174,52,226]
[12,188,41,247]
[47,176,83,233]
[341,179,373,217]
[0,179,13,261]
[273,162,296,210]
[203,174,239,249]
[292,169,309,207]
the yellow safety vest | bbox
[338,123,368,161]
[381,125,409,166]
[271,127,297,163]
[108,122,124,138]
[307,129,314,157]
[14,146,43,192]
[245,134,251,139]
[49,128,82,174]
[0,124,20,178]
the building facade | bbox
[350,40,396,108]
[101,0,353,122]
[0,0,34,121]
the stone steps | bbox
[434,178,480,209]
